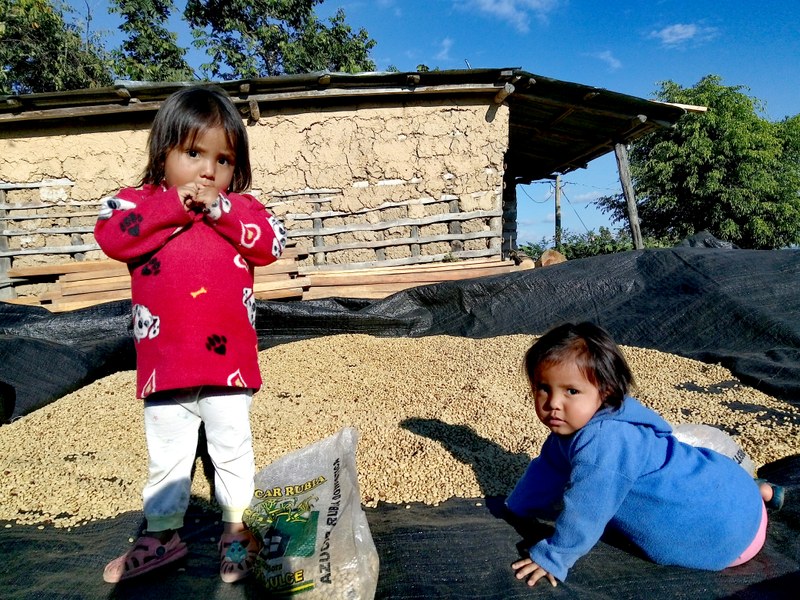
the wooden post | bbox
[0,192,13,300]
[554,175,562,249]
[501,155,516,257]
[614,143,643,249]
[448,198,463,254]
[312,199,325,266]
[375,230,386,261]
[410,225,420,258]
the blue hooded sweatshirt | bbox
[505,396,763,581]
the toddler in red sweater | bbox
[96,85,286,584]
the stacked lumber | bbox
[5,253,536,311]
[299,257,532,300]
[7,246,308,312]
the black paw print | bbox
[206,334,227,355]
[120,213,143,236]
[141,257,161,276]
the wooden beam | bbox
[254,287,304,301]
[0,244,99,258]
[0,84,504,124]
[290,209,502,237]
[306,263,518,287]
[298,257,502,277]
[285,195,446,221]
[0,210,98,220]
[494,82,515,104]
[303,283,419,301]
[252,276,306,294]
[8,260,121,278]
[297,249,501,272]
[2,226,95,236]
[614,142,643,249]
[59,275,130,296]
[309,231,499,253]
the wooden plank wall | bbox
[5,251,533,312]
[0,191,12,301]
[1,185,514,310]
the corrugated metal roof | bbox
[0,68,686,182]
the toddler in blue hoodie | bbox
[507,322,781,587]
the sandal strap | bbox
[103,533,188,583]
[219,530,260,583]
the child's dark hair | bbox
[524,322,634,408]
[141,85,252,192]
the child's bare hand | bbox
[177,184,220,212]
[194,185,220,210]
[512,557,558,588]
[177,183,199,211]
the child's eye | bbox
[567,388,580,395]
[218,157,232,166]
[187,149,199,158]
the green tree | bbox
[519,227,671,261]
[0,0,112,94]
[110,0,195,81]
[282,8,375,74]
[597,75,800,249]
[184,0,375,79]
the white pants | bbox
[142,387,255,532]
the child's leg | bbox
[198,388,259,582]
[197,388,255,522]
[757,479,785,510]
[103,393,198,582]
[759,481,773,503]
[728,502,767,567]
[142,392,202,533]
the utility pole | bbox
[554,175,562,249]
[614,142,643,249]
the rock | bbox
[536,248,567,267]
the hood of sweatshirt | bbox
[590,396,673,437]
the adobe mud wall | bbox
[0,97,512,297]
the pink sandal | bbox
[219,529,261,583]
[103,532,188,583]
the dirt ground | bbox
[2,333,799,529]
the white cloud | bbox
[590,50,622,71]
[436,37,455,61]
[569,191,601,205]
[648,23,719,47]
[377,0,402,17]
[460,0,562,33]
[517,214,556,245]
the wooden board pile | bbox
[5,251,534,311]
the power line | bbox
[562,179,621,194]
[518,182,553,204]
[561,188,591,234]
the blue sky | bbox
[66,0,800,245]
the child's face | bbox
[164,126,235,194]
[532,359,604,436]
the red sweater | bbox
[94,184,286,398]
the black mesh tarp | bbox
[2,246,799,420]
[1,459,798,599]
[1,245,799,598]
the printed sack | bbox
[244,427,379,598]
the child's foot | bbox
[103,532,188,583]
[756,479,785,511]
[219,528,260,583]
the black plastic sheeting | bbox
[1,245,800,598]
[1,459,798,599]
[2,246,800,420]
